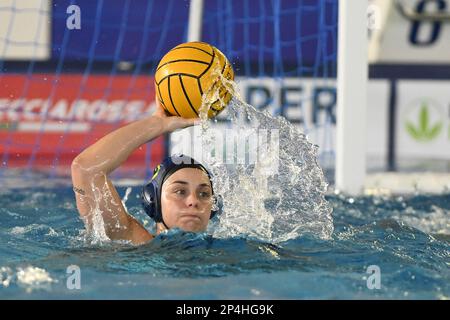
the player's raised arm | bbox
[70,98,198,244]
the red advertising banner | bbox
[0,74,165,173]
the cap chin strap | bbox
[160,217,170,231]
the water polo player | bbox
[71,98,220,245]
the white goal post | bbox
[336,0,369,195]
[187,0,204,42]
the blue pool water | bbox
[0,171,449,299]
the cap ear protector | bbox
[141,155,223,225]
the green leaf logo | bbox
[405,102,442,142]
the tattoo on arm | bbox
[73,186,86,196]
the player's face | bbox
[160,168,213,232]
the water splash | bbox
[16,266,56,287]
[0,267,14,287]
[0,266,56,292]
[193,61,334,243]
[10,224,59,237]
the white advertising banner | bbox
[397,80,450,159]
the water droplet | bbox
[250,289,261,296]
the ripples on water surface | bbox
[0,173,448,299]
